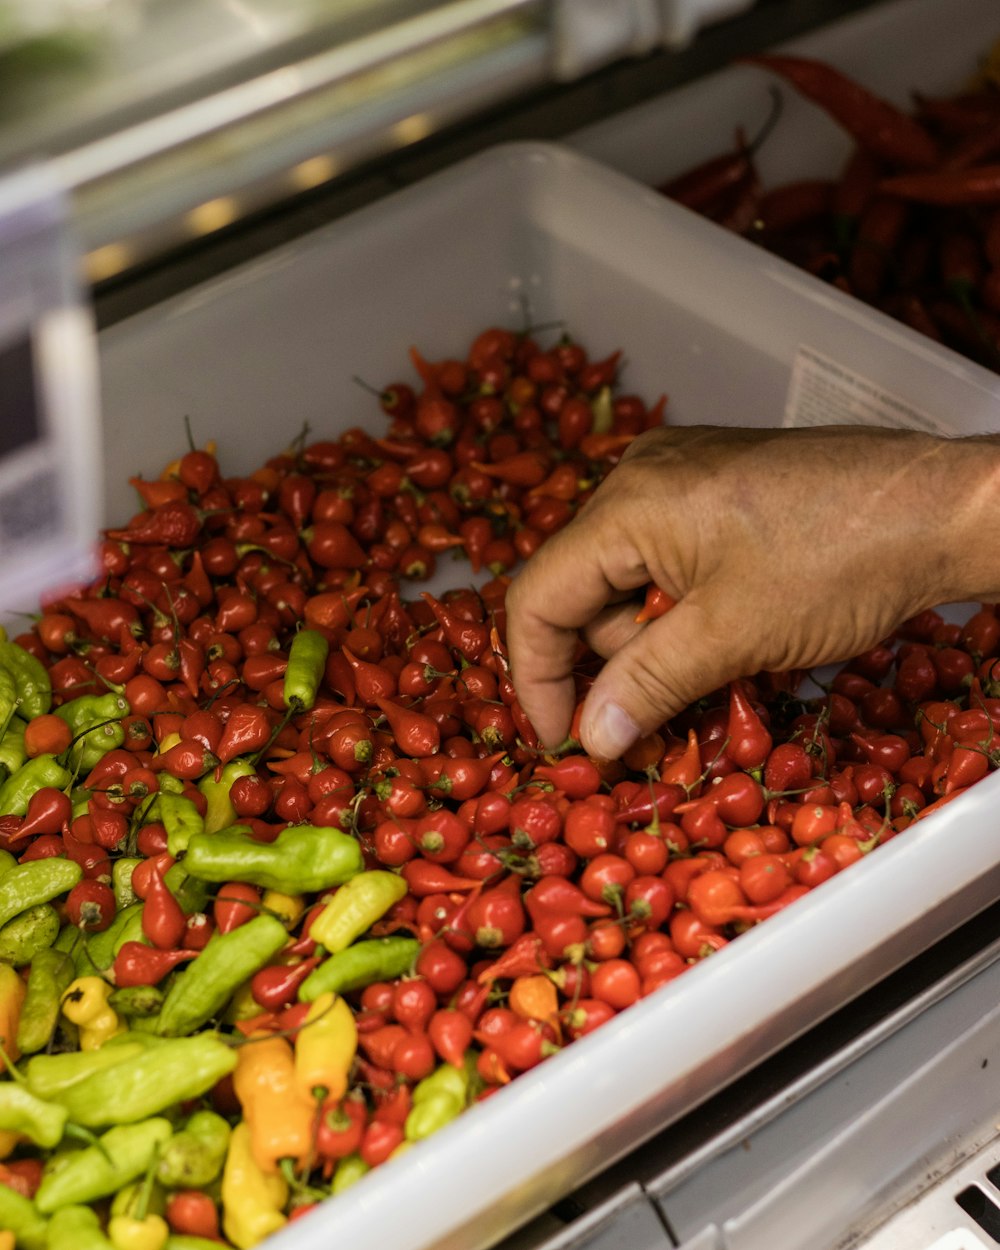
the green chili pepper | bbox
[157,771,186,795]
[0,847,17,878]
[0,661,18,727]
[72,720,126,773]
[331,1152,370,1194]
[35,1117,173,1213]
[283,629,329,712]
[54,923,100,980]
[24,1042,148,1100]
[0,858,82,929]
[0,754,72,818]
[309,870,407,953]
[46,1204,114,1250]
[162,862,210,916]
[112,857,143,910]
[183,823,363,893]
[54,691,130,737]
[0,714,27,781]
[16,946,75,1055]
[0,1082,68,1147]
[110,1176,167,1219]
[0,1181,48,1249]
[159,791,205,858]
[0,639,52,719]
[199,758,257,836]
[54,1034,237,1128]
[0,901,60,966]
[156,914,289,1037]
[87,900,144,970]
[157,1109,231,1188]
[167,1239,225,1250]
[299,936,420,1002]
[108,984,165,1018]
[405,1054,475,1142]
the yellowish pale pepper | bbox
[232,1034,316,1175]
[309,870,408,953]
[221,1120,288,1249]
[261,890,305,929]
[107,1214,169,1250]
[0,961,26,1061]
[294,992,357,1103]
[61,977,125,1050]
[0,1230,13,1250]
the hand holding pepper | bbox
[506,425,1000,759]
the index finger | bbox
[506,514,635,748]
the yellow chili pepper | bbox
[294,992,357,1103]
[222,1120,288,1249]
[108,1213,170,1250]
[309,870,407,953]
[0,963,26,1062]
[232,1034,315,1175]
[261,890,305,929]
[0,1230,13,1250]
[0,1130,20,1159]
[61,976,125,1050]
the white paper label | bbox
[784,345,955,436]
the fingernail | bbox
[583,700,639,761]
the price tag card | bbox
[0,164,101,623]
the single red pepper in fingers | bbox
[634,584,677,624]
[739,54,939,169]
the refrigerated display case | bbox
[5,2,1000,1249]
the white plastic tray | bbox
[98,142,1000,1250]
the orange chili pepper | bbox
[232,1033,316,1175]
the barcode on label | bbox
[0,466,61,544]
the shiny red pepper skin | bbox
[113,941,197,987]
[740,54,939,170]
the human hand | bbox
[505,424,1000,759]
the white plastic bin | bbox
[97,140,1000,1250]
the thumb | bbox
[578,600,737,759]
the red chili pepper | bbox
[9,788,71,842]
[113,941,197,987]
[725,681,773,772]
[879,165,1000,205]
[740,54,939,169]
[250,957,321,1011]
[152,738,219,781]
[634,584,677,624]
[67,597,141,643]
[214,705,273,767]
[532,756,602,800]
[142,865,188,950]
[400,860,481,896]
[376,698,441,759]
[0,1159,43,1199]
[755,178,835,234]
[107,500,202,547]
[316,1095,368,1161]
[659,88,782,210]
[420,593,491,662]
[847,195,909,300]
[88,807,129,851]
[476,932,551,985]
[525,875,611,919]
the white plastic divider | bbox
[97,140,1000,1249]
